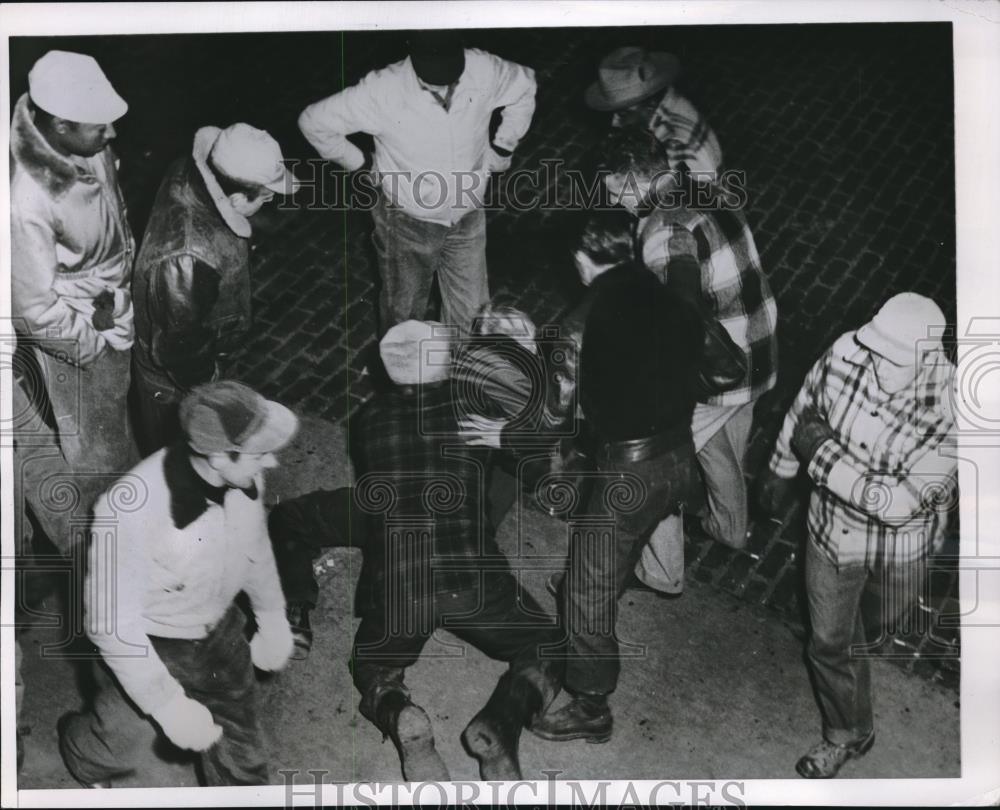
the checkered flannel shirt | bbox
[638,204,779,407]
[648,87,724,181]
[353,383,509,610]
[769,331,957,568]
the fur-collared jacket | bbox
[10,93,135,368]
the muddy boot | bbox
[462,661,562,780]
[375,690,450,782]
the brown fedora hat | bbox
[585,46,680,111]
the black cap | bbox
[408,30,465,86]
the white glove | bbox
[250,610,294,671]
[152,692,223,751]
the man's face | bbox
[603,172,652,214]
[871,351,918,394]
[57,120,116,158]
[210,450,278,490]
[610,95,661,130]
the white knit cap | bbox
[856,292,945,365]
[379,320,452,385]
[28,50,127,125]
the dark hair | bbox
[208,155,267,202]
[599,126,669,179]
[577,208,636,266]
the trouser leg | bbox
[696,399,754,548]
[436,208,489,334]
[130,358,182,457]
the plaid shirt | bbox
[638,203,778,407]
[353,383,508,614]
[769,331,957,568]
[648,88,724,181]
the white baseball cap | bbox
[209,123,299,195]
[28,50,127,125]
[856,292,945,366]
[379,320,452,385]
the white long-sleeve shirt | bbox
[299,49,536,225]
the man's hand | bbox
[757,469,796,516]
[152,693,223,751]
[250,610,294,671]
[457,414,507,448]
[791,406,836,465]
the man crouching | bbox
[59,381,298,787]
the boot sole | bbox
[461,717,522,780]
[795,732,876,778]
[529,726,612,744]
[394,705,450,782]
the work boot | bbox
[375,690,450,782]
[529,692,613,744]
[795,731,875,778]
[286,603,313,660]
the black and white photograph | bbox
[2,2,998,806]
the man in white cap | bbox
[10,50,136,555]
[298,31,537,335]
[586,46,723,182]
[348,319,561,782]
[58,380,298,787]
[131,123,299,456]
[760,292,957,778]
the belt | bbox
[596,423,691,464]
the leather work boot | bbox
[529,694,613,744]
[795,731,876,778]
[375,691,450,782]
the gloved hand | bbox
[757,469,796,515]
[792,406,836,465]
[250,610,294,671]
[152,692,223,751]
[91,289,116,331]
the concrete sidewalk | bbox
[16,415,959,789]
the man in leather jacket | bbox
[131,123,299,456]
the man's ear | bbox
[50,116,71,135]
[227,192,248,210]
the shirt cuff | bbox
[806,438,842,488]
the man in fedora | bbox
[131,123,299,457]
[760,292,956,778]
[348,320,561,781]
[601,127,778,596]
[299,31,537,335]
[11,50,137,554]
[586,45,723,182]
[59,381,298,787]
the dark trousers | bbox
[804,539,927,745]
[562,440,699,696]
[131,356,183,457]
[351,575,560,729]
[60,605,268,786]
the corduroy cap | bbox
[856,292,945,366]
[179,381,298,454]
[28,50,128,125]
[379,320,452,385]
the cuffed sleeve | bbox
[768,350,830,480]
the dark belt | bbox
[596,423,692,464]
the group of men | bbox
[9,31,957,789]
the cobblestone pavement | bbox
[9,23,959,688]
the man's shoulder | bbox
[94,450,169,524]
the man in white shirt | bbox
[299,31,537,335]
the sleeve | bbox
[298,74,385,171]
[768,349,830,479]
[640,219,699,288]
[243,480,288,618]
[11,205,107,367]
[808,433,957,525]
[148,254,221,389]
[485,53,537,153]
[85,492,185,715]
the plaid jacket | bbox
[353,383,508,614]
[769,331,957,568]
[648,88,724,181]
[638,203,778,407]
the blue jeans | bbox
[804,539,926,744]
[370,194,489,335]
[59,605,268,786]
